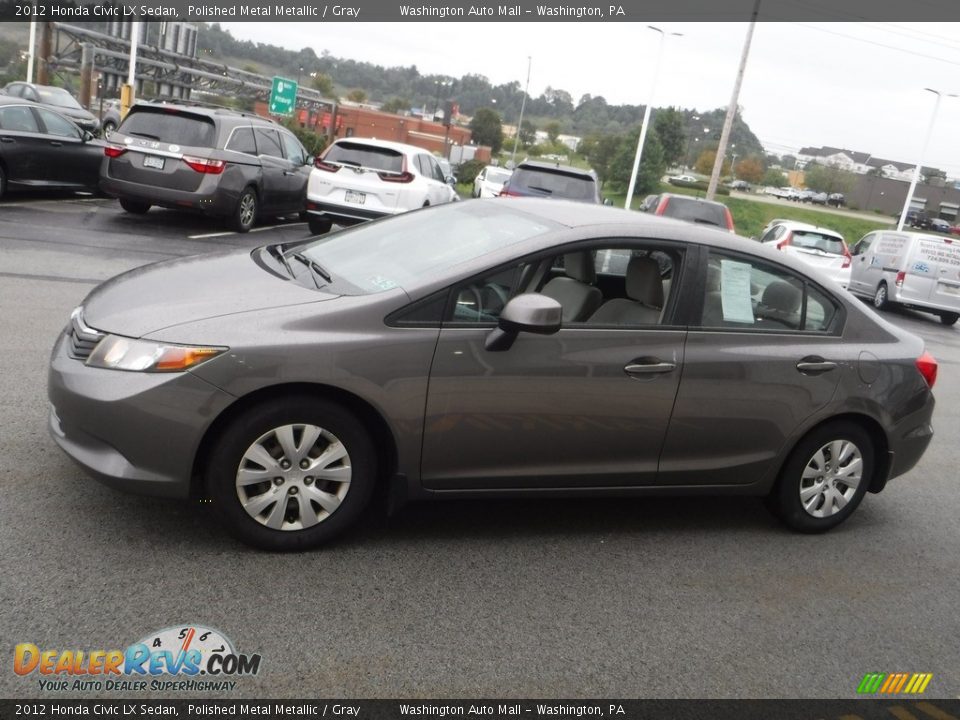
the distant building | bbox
[795,145,942,184]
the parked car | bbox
[99,99,121,136]
[1,82,100,134]
[798,189,817,203]
[306,137,459,235]
[48,199,937,550]
[811,192,829,205]
[728,179,751,191]
[0,95,103,199]
[100,103,313,232]
[848,230,960,325]
[499,160,602,203]
[473,165,512,198]
[949,225,960,237]
[767,186,801,201]
[759,220,851,288]
[828,193,845,207]
[928,218,952,234]
[668,174,698,184]
[437,157,456,185]
[642,192,735,233]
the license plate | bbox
[143,155,165,170]
[344,190,366,205]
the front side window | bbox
[700,251,840,332]
[280,131,305,164]
[36,108,80,139]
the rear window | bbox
[659,196,728,228]
[790,231,846,255]
[511,167,597,201]
[118,108,216,147]
[325,142,404,172]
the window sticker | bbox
[720,259,755,323]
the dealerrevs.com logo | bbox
[14,625,262,692]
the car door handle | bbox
[49,141,63,147]
[624,359,677,376]
[0,136,14,143]
[796,357,837,375]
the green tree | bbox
[654,107,685,166]
[346,89,367,103]
[762,168,788,187]
[381,97,409,114]
[518,120,536,146]
[545,121,561,144]
[803,163,857,194]
[609,127,666,195]
[311,73,335,97]
[579,133,622,183]
[469,107,504,154]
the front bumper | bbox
[47,331,235,498]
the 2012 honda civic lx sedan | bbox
[48,199,937,550]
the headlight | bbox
[86,335,227,373]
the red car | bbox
[641,192,736,233]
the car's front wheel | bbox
[940,311,959,326]
[766,421,873,533]
[307,214,333,235]
[207,397,378,551]
[119,198,150,214]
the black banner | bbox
[2,0,960,21]
[3,700,960,720]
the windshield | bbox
[661,196,728,227]
[511,167,597,201]
[119,108,216,146]
[487,168,512,184]
[299,202,559,294]
[325,142,404,172]
[36,87,82,110]
[791,231,846,255]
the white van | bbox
[847,230,960,325]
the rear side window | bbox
[658,196,728,229]
[790,230,846,255]
[0,105,39,132]
[226,127,257,155]
[511,167,597,201]
[325,142,404,172]
[119,109,216,147]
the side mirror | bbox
[305,155,315,166]
[603,198,613,206]
[485,294,562,352]
[446,176,456,186]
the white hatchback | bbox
[472,165,512,198]
[305,138,458,235]
[760,220,851,288]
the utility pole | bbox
[120,21,140,119]
[706,0,760,201]
[510,56,532,168]
[26,18,37,82]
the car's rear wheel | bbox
[873,282,890,310]
[119,198,150,214]
[232,188,257,233]
[207,398,378,551]
[766,421,873,533]
[307,215,333,235]
[939,312,959,326]
[102,121,116,136]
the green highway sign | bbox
[269,76,298,116]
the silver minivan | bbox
[848,230,960,325]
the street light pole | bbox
[510,56,532,167]
[897,88,956,231]
[625,26,682,210]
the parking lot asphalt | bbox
[1,195,958,699]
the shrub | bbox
[455,159,486,185]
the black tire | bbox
[307,215,333,235]
[232,187,257,233]
[766,421,874,533]
[119,198,150,214]
[873,282,890,310]
[102,121,116,136]
[939,312,959,326]
[207,397,378,551]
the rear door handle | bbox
[49,141,62,147]
[796,356,837,375]
[624,359,677,376]
[0,137,14,143]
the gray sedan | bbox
[48,200,936,550]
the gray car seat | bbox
[587,256,664,325]
[541,252,603,322]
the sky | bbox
[222,21,960,176]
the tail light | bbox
[499,184,522,197]
[655,196,671,214]
[314,157,341,172]
[182,156,226,175]
[724,207,735,233]
[377,170,414,183]
[895,270,906,288]
[104,145,126,158]
[841,244,852,269]
[916,351,938,388]
[777,231,793,250]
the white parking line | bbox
[187,222,305,240]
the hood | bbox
[82,249,337,338]
[57,105,97,122]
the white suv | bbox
[760,220,851,288]
[305,138,458,235]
